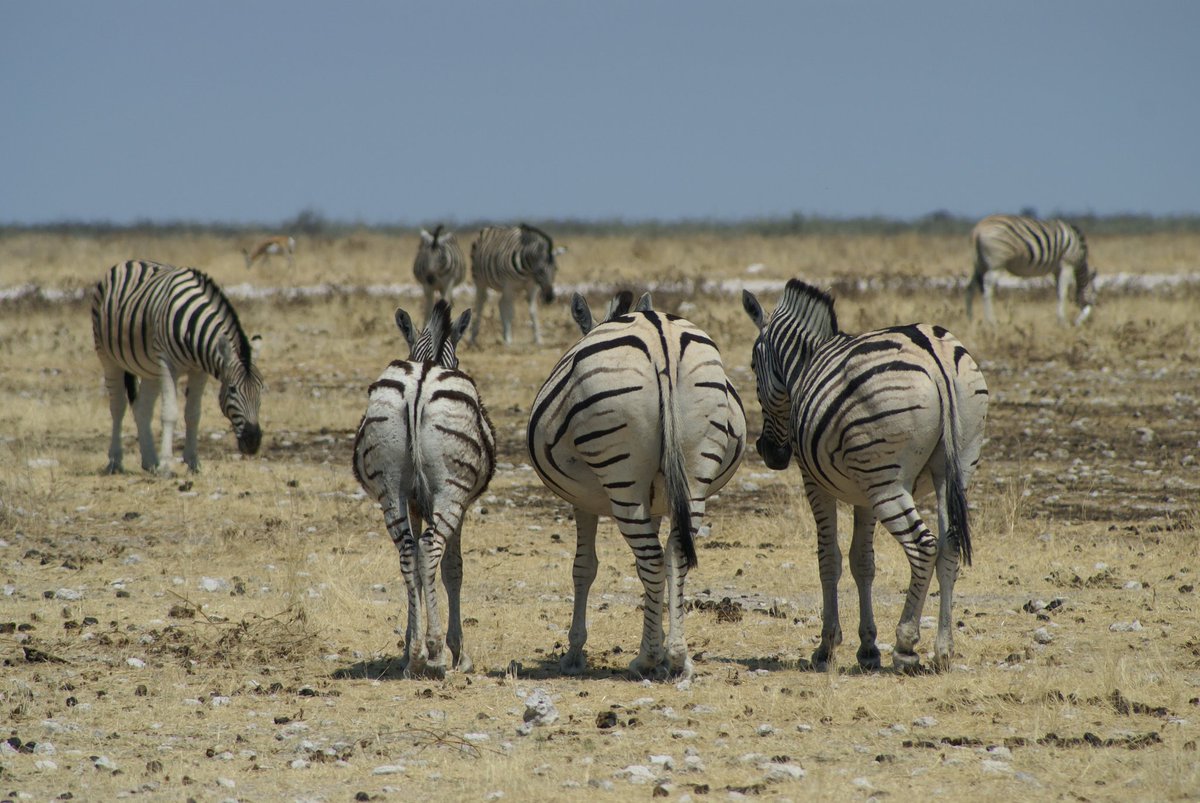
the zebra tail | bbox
[123,371,137,404]
[942,387,972,567]
[661,377,697,570]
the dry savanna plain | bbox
[1,228,1198,802]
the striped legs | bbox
[871,489,939,672]
[664,501,701,679]
[441,526,471,673]
[101,365,130,474]
[182,371,206,472]
[562,510,599,675]
[468,284,488,346]
[849,505,881,670]
[132,374,164,473]
[622,506,668,678]
[932,467,961,671]
[525,284,543,345]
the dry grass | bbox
[1,231,1198,801]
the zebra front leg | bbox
[806,482,843,671]
[665,508,697,680]
[102,366,130,474]
[131,374,163,474]
[1054,265,1072,325]
[469,284,488,346]
[526,284,542,345]
[440,524,471,673]
[498,288,515,345]
[562,509,599,675]
[182,372,206,472]
[849,505,880,670]
[155,365,182,476]
[873,490,938,673]
[422,284,436,326]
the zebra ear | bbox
[571,292,594,335]
[419,229,434,244]
[250,334,264,357]
[742,289,767,331]
[553,246,567,257]
[394,307,419,348]
[449,309,471,345]
[635,292,653,313]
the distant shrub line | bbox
[4,210,1200,238]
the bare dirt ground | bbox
[1,230,1198,801]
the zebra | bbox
[412,225,466,324]
[966,214,1096,325]
[469,223,564,346]
[352,300,495,678]
[528,292,746,679]
[742,279,988,673]
[90,260,264,475]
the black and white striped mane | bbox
[194,269,255,369]
[400,300,460,368]
[776,279,840,341]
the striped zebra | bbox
[966,214,1096,325]
[742,279,988,673]
[469,223,564,346]
[90,260,263,475]
[412,225,466,324]
[528,293,746,679]
[352,300,495,677]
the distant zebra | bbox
[966,214,1096,325]
[90,260,263,474]
[352,300,495,677]
[743,279,988,672]
[242,235,296,270]
[528,293,746,679]
[412,225,466,323]
[469,223,564,345]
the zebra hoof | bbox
[103,463,125,475]
[892,650,923,674]
[857,645,882,671]
[560,650,587,676]
[454,652,473,674]
[810,647,834,673]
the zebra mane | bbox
[518,222,554,250]
[777,279,839,341]
[416,299,460,368]
[195,269,254,368]
[431,223,444,244]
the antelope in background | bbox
[242,235,296,270]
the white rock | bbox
[756,724,776,736]
[464,733,490,743]
[522,688,559,727]
[1109,620,1144,632]
[217,778,236,789]
[289,759,309,770]
[372,764,406,775]
[913,715,938,728]
[649,754,674,770]
[35,759,58,771]
[982,759,1014,774]
[1033,627,1054,644]
[93,756,118,771]
[54,588,82,601]
[199,577,229,593]
[126,657,146,669]
[762,762,806,782]
[615,764,656,784]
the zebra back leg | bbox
[562,509,599,675]
[871,486,939,673]
[615,501,668,678]
[664,502,702,680]
[981,272,999,324]
[389,500,424,675]
[805,481,843,671]
[415,495,470,677]
[848,505,881,670]
[101,364,130,474]
[439,525,471,673]
[131,374,163,473]
[526,284,542,345]
[182,371,207,472]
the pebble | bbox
[1110,620,1144,632]
[1033,627,1054,644]
[54,588,82,601]
[762,762,806,782]
[372,765,406,775]
[522,689,559,727]
[912,716,938,728]
[756,724,776,736]
[615,765,656,784]
[126,657,146,669]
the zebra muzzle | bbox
[756,436,791,471]
[237,423,262,456]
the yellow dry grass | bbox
[0,230,1198,801]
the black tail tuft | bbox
[947,468,972,566]
[674,493,698,570]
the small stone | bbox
[126,657,146,669]
[649,754,674,770]
[93,755,119,771]
[1110,620,1144,632]
[522,689,559,727]
[756,724,776,736]
[54,588,82,601]
[762,762,806,782]
[1033,627,1054,644]
[912,715,938,728]
[372,764,406,775]
[615,764,656,785]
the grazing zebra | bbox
[242,235,296,269]
[352,300,495,677]
[412,225,466,324]
[469,223,564,346]
[90,260,263,475]
[743,279,988,673]
[966,214,1096,325]
[528,293,746,679]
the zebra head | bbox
[217,332,263,456]
[742,280,840,471]
[569,290,653,336]
[519,223,559,303]
[395,300,471,368]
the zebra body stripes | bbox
[412,225,466,323]
[352,301,495,677]
[743,279,988,672]
[966,214,1096,325]
[469,223,562,345]
[90,260,263,475]
[528,293,746,679]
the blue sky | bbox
[3,2,1197,225]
